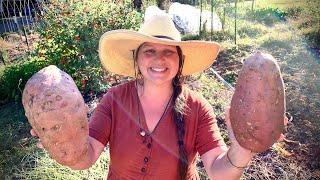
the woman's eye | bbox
[163,50,175,56]
[144,49,156,55]
[143,49,176,56]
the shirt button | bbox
[147,143,152,149]
[141,167,146,173]
[144,157,149,163]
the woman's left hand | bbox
[224,106,256,168]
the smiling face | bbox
[137,42,180,86]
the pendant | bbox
[140,130,146,137]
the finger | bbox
[85,104,89,112]
[36,141,44,149]
[30,129,38,137]
[224,106,236,141]
[284,116,288,126]
[276,117,288,143]
[277,133,285,142]
[224,106,231,127]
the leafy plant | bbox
[0,57,48,105]
[0,0,143,104]
[34,0,142,95]
[285,6,303,19]
[238,24,266,38]
[294,0,320,50]
[247,7,287,26]
[182,30,233,42]
[302,28,320,50]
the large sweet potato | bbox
[230,52,286,152]
[22,65,89,166]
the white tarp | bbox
[144,3,222,35]
[169,2,222,34]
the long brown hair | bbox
[172,46,188,180]
[134,44,188,180]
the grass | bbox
[237,23,268,38]
[255,0,306,9]
[0,102,34,178]
[188,73,233,117]
[14,150,110,179]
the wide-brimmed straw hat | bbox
[99,14,220,77]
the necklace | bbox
[135,82,173,137]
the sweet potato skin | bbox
[230,52,286,152]
[22,65,89,166]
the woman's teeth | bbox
[150,67,167,72]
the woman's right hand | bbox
[30,129,44,149]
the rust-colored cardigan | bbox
[89,81,226,179]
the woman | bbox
[32,14,255,179]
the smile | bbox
[149,67,168,73]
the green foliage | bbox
[207,30,234,42]
[187,73,232,119]
[293,0,320,50]
[302,28,320,50]
[214,44,253,85]
[181,34,202,41]
[238,24,266,38]
[0,57,48,105]
[304,0,320,25]
[285,6,303,19]
[0,50,9,65]
[182,30,233,42]
[0,0,143,104]
[34,0,142,95]
[247,7,287,26]
[217,44,252,63]
[223,70,237,85]
[260,37,293,57]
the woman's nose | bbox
[154,51,166,61]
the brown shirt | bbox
[89,81,226,179]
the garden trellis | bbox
[172,0,255,43]
[0,0,46,33]
[0,0,47,51]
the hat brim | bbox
[99,29,220,77]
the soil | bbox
[0,33,39,66]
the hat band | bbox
[153,35,174,40]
